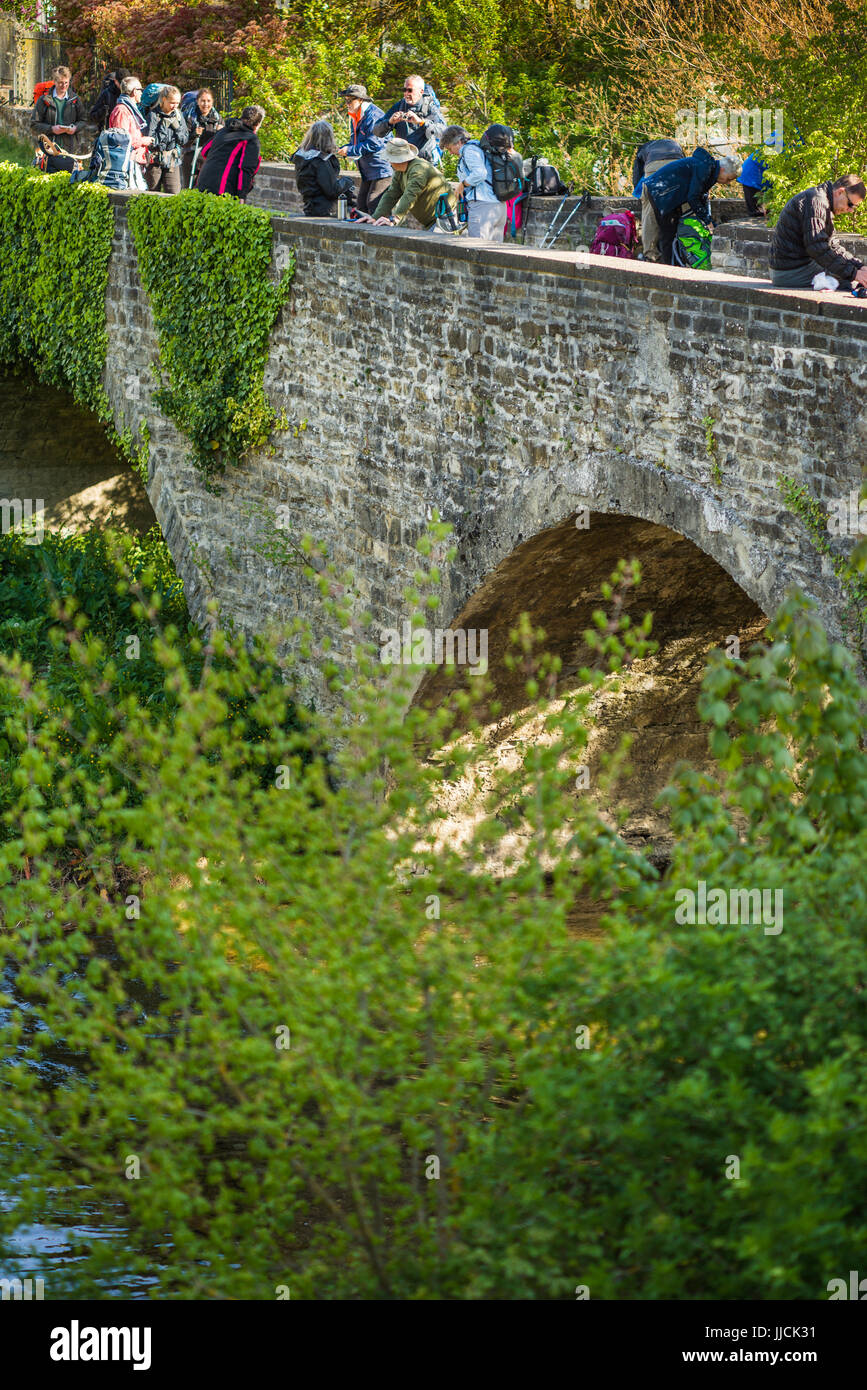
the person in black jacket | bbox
[292,120,356,216]
[145,86,189,194]
[196,106,265,201]
[632,137,685,259]
[770,175,867,289]
[88,68,130,132]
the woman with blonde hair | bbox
[145,85,189,194]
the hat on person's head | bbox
[338,84,367,100]
[382,138,417,163]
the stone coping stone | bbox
[104,187,867,325]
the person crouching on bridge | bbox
[770,175,867,291]
[196,106,265,202]
[293,120,357,216]
[356,138,455,231]
[643,149,741,265]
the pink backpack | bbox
[589,209,639,258]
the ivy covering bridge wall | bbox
[0,162,114,417]
[126,190,295,483]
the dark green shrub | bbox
[0,163,113,414]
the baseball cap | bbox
[338,84,367,100]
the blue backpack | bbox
[90,128,136,189]
[180,90,200,123]
[139,82,165,117]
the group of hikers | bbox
[30,66,529,240]
[28,66,867,289]
[33,65,264,198]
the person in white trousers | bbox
[440,125,507,240]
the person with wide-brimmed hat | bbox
[335,82,391,216]
[356,137,455,231]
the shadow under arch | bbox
[0,369,156,535]
[413,509,768,857]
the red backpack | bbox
[589,209,639,258]
[33,80,55,105]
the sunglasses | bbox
[846,194,860,210]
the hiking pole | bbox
[189,133,201,188]
[540,186,572,248]
[544,190,592,250]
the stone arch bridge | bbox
[94,197,867,706]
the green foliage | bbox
[0,163,113,417]
[778,474,867,660]
[1,523,866,1299]
[0,134,37,169]
[126,190,294,481]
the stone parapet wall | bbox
[95,191,867,703]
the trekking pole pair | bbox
[541,189,592,249]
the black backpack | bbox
[478,125,524,202]
[529,158,569,196]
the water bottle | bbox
[337,196,347,221]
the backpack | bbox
[672,213,713,270]
[529,158,569,197]
[589,209,639,258]
[92,128,135,190]
[477,127,524,202]
[180,90,199,123]
[139,82,165,117]
[33,80,55,105]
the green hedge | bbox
[126,190,295,482]
[0,163,114,416]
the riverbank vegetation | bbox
[2,532,866,1298]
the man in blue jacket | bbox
[643,148,741,264]
[336,83,392,215]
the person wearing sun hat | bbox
[358,137,455,231]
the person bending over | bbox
[356,138,455,231]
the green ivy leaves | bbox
[0,163,113,418]
[126,189,295,482]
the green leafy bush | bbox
[1,524,865,1299]
[126,190,295,481]
[0,527,302,843]
[0,163,113,415]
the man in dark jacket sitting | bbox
[372,74,445,165]
[770,175,867,289]
[196,106,264,201]
[632,137,685,259]
[643,147,741,264]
